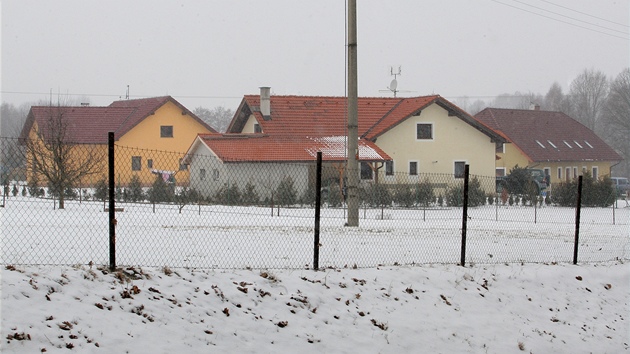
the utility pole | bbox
[346,0,359,227]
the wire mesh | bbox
[1,137,628,268]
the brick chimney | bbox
[260,87,271,119]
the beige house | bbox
[473,107,623,187]
[226,88,506,183]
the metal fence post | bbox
[314,152,322,270]
[108,132,116,271]
[573,175,583,265]
[460,164,470,267]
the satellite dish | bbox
[389,79,398,91]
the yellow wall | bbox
[375,104,498,182]
[113,101,213,186]
[496,143,615,186]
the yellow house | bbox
[473,107,623,187]
[20,96,216,187]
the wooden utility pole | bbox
[346,0,359,226]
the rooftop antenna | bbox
[125,85,130,100]
[379,66,404,97]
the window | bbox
[385,161,394,176]
[131,156,142,171]
[496,168,506,177]
[543,168,551,184]
[147,159,153,169]
[557,167,562,180]
[454,161,466,179]
[254,123,262,133]
[592,166,599,180]
[416,123,433,140]
[160,125,173,138]
[409,161,418,176]
[360,162,373,180]
[212,169,219,180]
[573,167,578,178]
[179,158,187,171]
[199,168,206,181]
[565,167,571,182]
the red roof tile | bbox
[228,94,504,144]
[22,96,215,144]
[474,108,622,163]
[190,133,391,163]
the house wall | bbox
[188,145,309,201]
[242,115,260,134]
[495,143,530,175]
[374,103,497,186]
[496,143,615,187]
[115,101,213,186]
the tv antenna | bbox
[380,66,407,97]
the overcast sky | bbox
[1,0,628,111]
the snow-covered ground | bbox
[1,196,629,353]
[1,196,629,268]
[1,262,628,353]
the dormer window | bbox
[254,123,262,133]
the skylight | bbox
[584,141,594,148]
[547,140,557,148]
[536,140,545,148]
[563,140,572,149]
[573,140,583,148]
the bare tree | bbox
[602,68,630,177]
[22,103,104,209]
[543,82,571,114]
[568,68,609,133]
[193,106,234,133]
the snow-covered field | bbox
[1,196,628,268]
[1,197,629,353]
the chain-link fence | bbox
[1,136,628,269]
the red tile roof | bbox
[474,108,622,163]
[187,133,391,163]
[228,94,504,143]
[21,96,216,144]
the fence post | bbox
[573,175,583,265]
[460,164,470,267]
[108,132,116,271]
[314,152,322,270]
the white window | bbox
[496,168,506,177]
[385,161,394,176]
[416,123,433,140]
[592,166,599,180]
[454,161,466,179]
[409,161,418,176]
[360,162,373,180]
[557,167,562,180]
[254,123,262,133]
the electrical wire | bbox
[491,0,629,40]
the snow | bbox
[1,262,628,353]
[1,197,629,353]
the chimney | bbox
[529,102,540,111]
[260,87,271,119]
